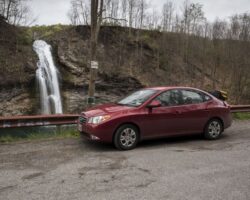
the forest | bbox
[67,0,250,104]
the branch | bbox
[102,17,127,22]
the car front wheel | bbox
[204,119,223,140]
[114,124,139,150]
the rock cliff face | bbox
[0,19,37,116]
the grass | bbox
[0,126,80,143]
[232,113,250,120]
[17,24,70,46]
[27,24,70,39]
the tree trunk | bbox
[88,0,98,99]
[88,0,103,101]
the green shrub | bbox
[233,113,250,120]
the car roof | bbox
[146,86,202,91]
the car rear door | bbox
[176,89,211,134]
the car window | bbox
[155,90,182,106]
[203,94,212,102]
[181,90,204,105]
[118,89,157,107]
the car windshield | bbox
[117,89,157,107]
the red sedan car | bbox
[78,87,232,150]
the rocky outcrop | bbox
[0,89,36,116]
[50,26,145,113]
[0,19,37,116]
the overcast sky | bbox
[30,0,250,25]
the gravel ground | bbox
[0,120,250,200]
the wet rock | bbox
[0,92,36,116]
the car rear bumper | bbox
[224,113,233,129]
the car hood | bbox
[81,103,135,117]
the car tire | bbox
[204,119,223,140]
[114,124,139,150]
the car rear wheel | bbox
[114,124,139,150]
[204,119,223,140]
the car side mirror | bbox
[147,100,161,108]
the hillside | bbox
[0,19,250,116]
[0,19,37,116]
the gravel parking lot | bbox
[0,120,250,200]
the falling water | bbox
[33,40,63,114]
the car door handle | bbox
[175,110,182,114]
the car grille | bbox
[79,116,87,124]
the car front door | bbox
[142,89,184,138]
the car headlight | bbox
[88,115,111,124]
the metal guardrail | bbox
[0,114,79,128]
[230,105,250,113]
[0,105,249,129]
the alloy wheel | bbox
[207,120,222,138]
[204,119,223,140]
[120,128,137,148]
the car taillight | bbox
[223,101,231,110]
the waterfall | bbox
[33,40,63,114]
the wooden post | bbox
[88,0,99,104]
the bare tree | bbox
[227,13,250,102]
[68,0,90,25]
[212,19,227,40]
[172,14,181,32]
[181,0,190,34]
[211,19,228,88]
[102,0,120,25]
[68,1,81,25]
[229,14,241,40]
[128,0,135,29]
[146,7,160,30]
[121,0,128,26]
[181,0,205,35]
[239,13,250,41]
[137,0,147,29]
[162,0,174,32]
[0,0,34,25]
[190,3,205,34]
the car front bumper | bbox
[78,121,114,143]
